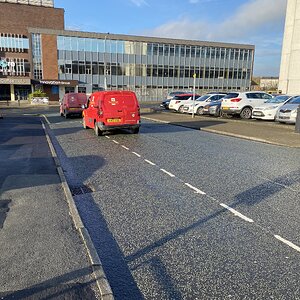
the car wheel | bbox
[132,127,139,134]
[94,123,102,136]
[240,107,252,119]
[197,107,204,115]
[178,105,184,113]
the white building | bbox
[279,0,300,95]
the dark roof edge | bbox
[28,27,255,50]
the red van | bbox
[82,90,140,135]
[60,93,88,118]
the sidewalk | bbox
[141,110,300,148]
[0,115,99,299]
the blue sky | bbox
[55,0,287,77]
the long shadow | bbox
[0,267,97,300]
[230,168,300,208]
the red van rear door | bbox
[102,93,139,125]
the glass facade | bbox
[57,35,254,101]
[0,33,29,52]
[32,33,43,79]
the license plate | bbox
[253,112,262,116]
[222,107,229,110]
[107,118,121,123]
[279,116,289,120]
[69,108,79,111]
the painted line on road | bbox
[274,235,300,253]
[185,183,206,195]
[220,203,254,223]
[112,140,119,144]
[160,169,176,178]
[145,159,156,166]
[122,145,130,150]
[105,136,110,139]
[42,114,50,125]
[142,116,171,124]
[132,152,141,158]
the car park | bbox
[182,93,226,115]
[252,95,294,121]
[169,93,200,113]
[221,91,272,119]
[277,95,300,124]
[60,93,87,118]
[203,99,224,117]
[82,90,140,135]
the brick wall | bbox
[0,2,64,36]
[41,34,58,80]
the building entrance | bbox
[0,84,11,101]
[15,85,32,100]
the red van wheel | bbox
[94,123,103,136]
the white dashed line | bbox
[113,140,119,144]
[274,235,300,253]
[105,136,110,139]
[160,169,176,178]
[132,152,141,158]
[122,145,129,150]
[185,183,206,195]
[145,159,156,166]
[220,203,254,223]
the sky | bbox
[55,0,288,77]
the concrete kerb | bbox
[41,116,114,300]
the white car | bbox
[252,95,294,121]
[169,93,200,112]
[221,91,273,119]
[277,96,300,124]
[182,94,226,115]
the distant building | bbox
[279,0,300,95]
[0,0,255,102]
[259,77,279,91]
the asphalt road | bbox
[44,112,300,299]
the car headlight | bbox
[291,109,298,115]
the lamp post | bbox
[192,73,196,118]
[104,35,107,90]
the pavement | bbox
[141,108,300,148]
[0,114,111,299]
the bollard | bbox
[295,105,300,133]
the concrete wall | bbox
[279,0,300,95]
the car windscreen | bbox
[265,95,290,103]
[289,96,300,104]
[222,93,239,99]
[196,95,210,101]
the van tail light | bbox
[175,101,181,104]
[231,98,242,102]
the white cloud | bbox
[144,0,287,42]
[130,0,149,7]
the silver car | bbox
[277,96,300,124]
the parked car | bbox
[82,90,140,135]
[160,99,171,110]
[183,93,226,115]
[277,95,300,124]
[202,99,224,117]
[221,91,273,119]
[166,91,188,99]
[252,95,294,121]
[60,93,87,118]
[169,93,200,113]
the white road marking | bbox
[41,123,46,130]
[160,169,176,178]
[113,140,119,144]
[145,159,156,166]
[105,136,110,139]
[184,183,206,195]
[220,203,254,223]
[42,115,50,125]
[274,235,300,253]
[132,152,141,158]
[122,145,129,150]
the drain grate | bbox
[0,200,11,229]
[70,184,95,196]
